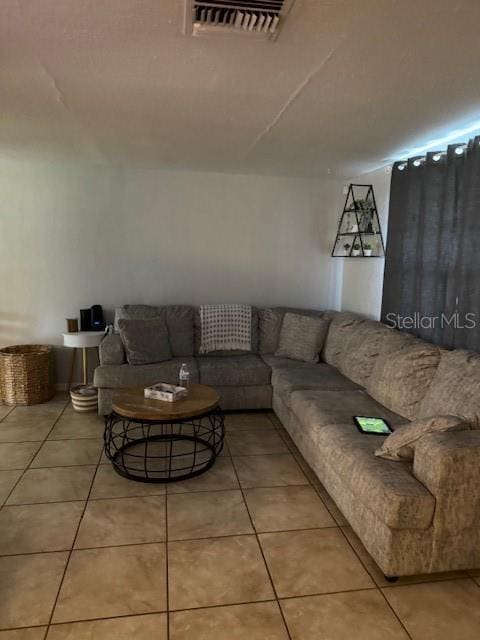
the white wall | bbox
[0,155,340,384]
[338,167,392,319]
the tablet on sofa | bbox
[354,416,392,435]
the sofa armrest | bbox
[413,430,480,533]
[99,334,125,365]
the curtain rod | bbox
[396,143,469,170]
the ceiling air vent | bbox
[184,1,295,40]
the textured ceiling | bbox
[1,0,480,176]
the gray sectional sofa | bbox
[94,305,480,579]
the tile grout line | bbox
[2,574,476,633]
[270,410,416,639]
[0,406,15,421]
[336,518,414,640]
[43,416,105,636]
[229,451,294,640]
[0,523,342,559]
[0,477,335,508]
[269,411,416,639]
[165,472,170,640]
[2,408,474,635]
[0,396,70,640]
[1,585,399,634]
[312,484,347,527]
[0,398,71,514]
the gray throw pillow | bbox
[118,318,172,366]
[258,308,284,355]
[375,415,468,461]
[275,313,330,363]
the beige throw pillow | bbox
[375,415,468,461]
[275,313,329,363]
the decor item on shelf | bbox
[66,318,79,333]
[63,330,105,411]
[363,243,373,257]
[344,211,352,232]
[332,184,385,258]
[0,345,55,405]
[359,207,373,233]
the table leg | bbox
[82,347,88,386]
[68,348,76,391]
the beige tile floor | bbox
[0,396,479,639]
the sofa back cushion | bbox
[337,320,390,386]
[118,318,172,365]
[115,304,158,330]
[258,308,283,354]
[258,307,326,355]
[116,305,194,357]
[164,305,195,357]
[419,349,480,427]
[275,313,330,363]
[194,307,259,356]
[321,311,366,368]
[367,335,442,420]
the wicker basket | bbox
[0,345,55,405]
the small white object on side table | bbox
[63,331,105,412]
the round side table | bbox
[63,331,105,412]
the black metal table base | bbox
[103,407,225,483]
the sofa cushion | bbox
[289,389,407,429]
[262,354,302,370]
[99,333,125,365]
[94,357,199,388]
[275,313,330,363]
[114,304,159,330]
[338,320,390,386]
[313,424,435,529]
[115,305,195,357]
[197,355,271,387]
[269,360,361,399]
[367,338,442,420]
[194,307,259,356]
[375,328,416,355]
[118,318,172,366]
[258,308,284,355]
[321,311,365,367]
[258,307,326,355]
[419,349,480,427]
[163,306,195,357]
[375,415,468,461]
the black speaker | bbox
[90,305,105,331]
[80,308,92,331]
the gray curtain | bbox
[381,135,480,350]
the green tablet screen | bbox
[354,416,392,435]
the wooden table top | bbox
[111,383,220,421]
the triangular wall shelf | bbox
[331,184,385,258]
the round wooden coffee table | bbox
[104,384,224,483]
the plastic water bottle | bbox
[179,363,190,390]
